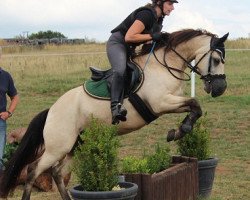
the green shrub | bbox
[177,116,211,160]
[3,142,19,165]
[72,118,119,191]
[121,143,171,174]
[122,156,150,174]
[147,144,171,174]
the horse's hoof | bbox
[167,129,176,142]
[173,128,187,141]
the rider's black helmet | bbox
[152,0,179,5]
[151,0,178,17]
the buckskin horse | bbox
[0,29,229,200]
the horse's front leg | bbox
[166,98,202,142]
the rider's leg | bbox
[107,32,127,124]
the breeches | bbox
[106,32,128,107]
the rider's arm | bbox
[125,20,152,43]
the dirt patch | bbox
[216,165,232,175]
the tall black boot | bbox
[110,73,127,125]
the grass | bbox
[0,42,249,200]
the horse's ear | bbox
[219,32,229,43]
[212,32,229,48]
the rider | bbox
[107,0,178,124]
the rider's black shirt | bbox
[111,6,163,37]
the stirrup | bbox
[112,103,127,125]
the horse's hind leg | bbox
[21,160,40,200]
[167,98,202,141]
[51,155,72,200]
[22,151,68,200]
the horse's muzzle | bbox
[203,75,227,97]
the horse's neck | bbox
[133,36,211,114]
[178,36,211,61]
[136,36,210,73]
[135,50,184,101]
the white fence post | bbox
[191,60,195,98]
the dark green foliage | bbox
[28,30,66,39]
[3,143,19,165]
[72,118,119,191]
[177,116,211,160]
[121,144,171,174]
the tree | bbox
[28,30,66,39]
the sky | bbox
[0,0,249,42]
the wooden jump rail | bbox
[124,156,198,200]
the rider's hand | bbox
[150,32,163,42]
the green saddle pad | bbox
[84,64,144,100]
[84,79,111,100]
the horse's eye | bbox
[213,58,220,66]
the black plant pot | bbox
[198,157,219,198]
[69,182,138,200]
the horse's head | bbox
[134,29,229,97]
[195,33,229,97]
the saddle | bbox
[84,60,144,100]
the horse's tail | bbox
[0,108,49,198]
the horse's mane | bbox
[134,29,217,58]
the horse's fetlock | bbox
[196,108,202,118]
[180,123,192,133]
[188,98,198,106]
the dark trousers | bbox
[106,32,128,109]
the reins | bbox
[142,42,157,71]
[152,38,213,81]
[141,35,226,83]
[153,47,192,81]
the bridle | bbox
[153,36,226,82]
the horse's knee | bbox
[185,99,202,119]
[186,98,202,114]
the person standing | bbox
[106,0,178,124]
[0,46,19,171]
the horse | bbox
[0,29,229,200]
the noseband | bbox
[153,36,226,82]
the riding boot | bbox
[110,73,127,125]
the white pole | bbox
[191,60,195,97]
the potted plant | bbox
[176,115,218,198]
[70,118,138,200]
[121,144,198,200]
[121,143,171,174]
